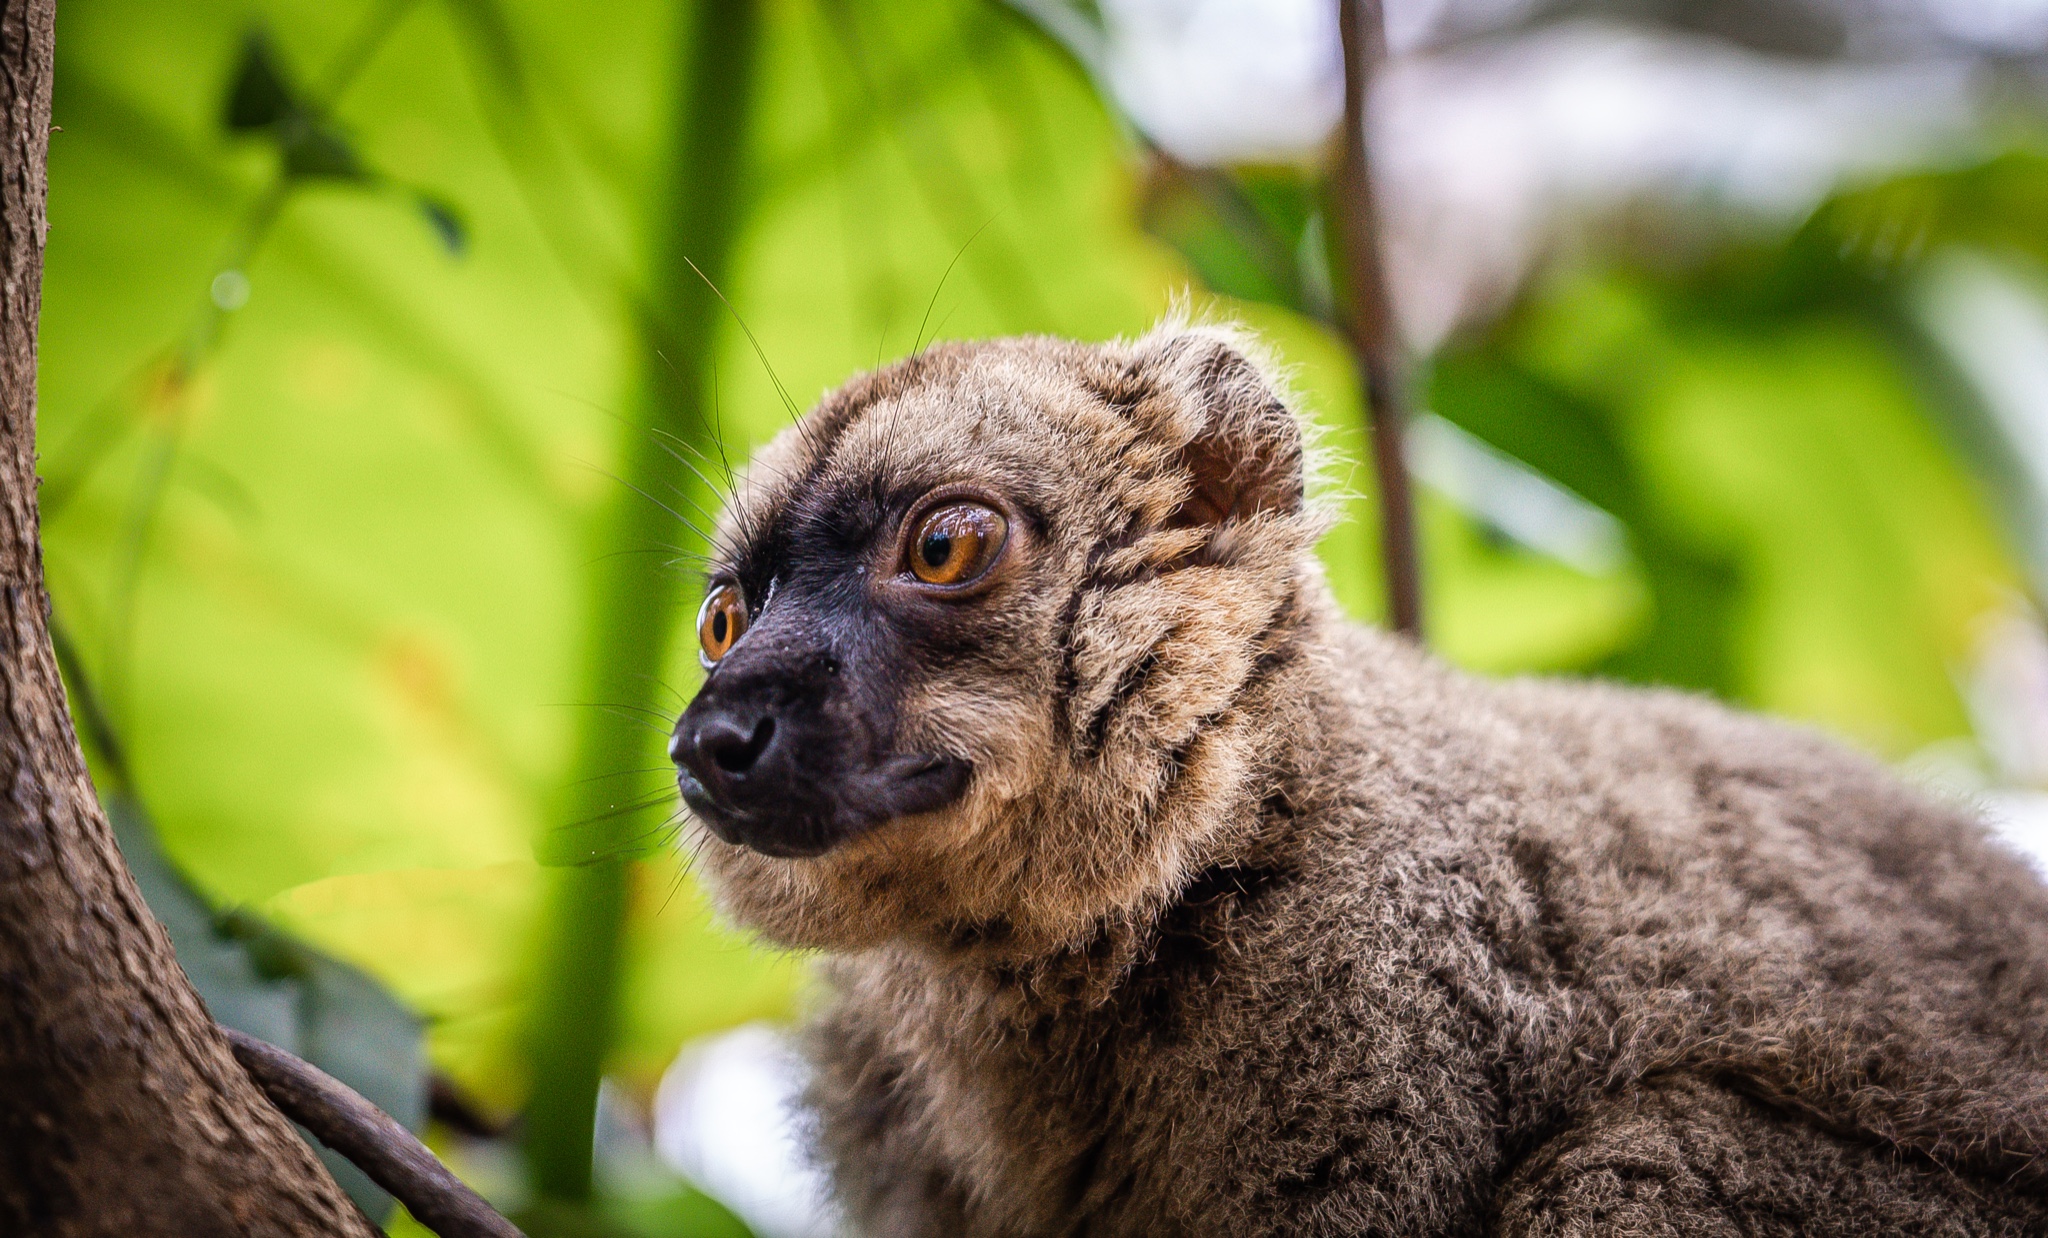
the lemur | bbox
[670,323,2048,1236]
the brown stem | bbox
[229,1030,525,1238]
[1333,0,1423,639]
[0,3,376,1232]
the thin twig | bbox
[226,1028,524,1238]
[48,614,131,795]
[1334,0,1422,639]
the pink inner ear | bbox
[1168,429,1299,529]
[1167,438,1243,529]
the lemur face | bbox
[676,327,1322,953]
[671,430,1038,858]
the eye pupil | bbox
[711,612,727,642]
[921,533,952,568]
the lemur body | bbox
[672,326,2048,1235]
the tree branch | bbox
[1334,0,1423,638]
[228,1030,524,1238]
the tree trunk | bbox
[0,3,378,1233]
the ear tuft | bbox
[1128,326,1305,529]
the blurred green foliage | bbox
[113,793,426,1223]
[34,0,2047,1232]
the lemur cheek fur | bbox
[678,322,2048,1237]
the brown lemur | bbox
[669,323,2048,1236]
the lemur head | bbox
[673,324,1330,958]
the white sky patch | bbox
[1374,26,1980,347]
[1918,0,2048,51]
[1982,789,2048,876]
[1966,607,2048,787]
[1919,739,2048,878]
[654,1024,838,1238]
[1100,0,1344,166]
[1407,413,1629,575]
[1913,250,2048,515]
[1085,2,1981,348]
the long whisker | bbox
[914,211,1000,357]
[565,701,676,722]
[580,464,723,547]
[683,256,802,423]
[655,827,703,914]
[542,702,673,738]
[566,766,679,787]
[646,347,742,503]
[553,790,682,831]
[643,432,738,516]
[586,546,717,570]
[628,671,691,709]
[547,385,732,533]
[705,356,740,493]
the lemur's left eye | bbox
[907,502,1007,587]
[698,584,748,665]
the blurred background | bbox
[37,0,2048,1233]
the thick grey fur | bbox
[692,328,2048,1236]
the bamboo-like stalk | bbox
[1333,0,1422,638]
[520,0,764,1206]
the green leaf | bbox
[108,796,426,1223]
[220,25,372,184]
[1425,343,1744,693]
[223,28,299,133]
[279,115,369,180]
[417,193,468,256]
[110,797,299,1049]
[1138,160,1328,319]
[1811,151,2048,277]
[294,947,429,1213]
[602,1185,754,1238]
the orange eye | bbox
[907,502,1008,587]
[697,584,748,665]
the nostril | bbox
[702,716,776,776]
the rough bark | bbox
[0,2,379,1233]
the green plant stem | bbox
[520,0,764,1206]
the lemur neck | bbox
[918,716,1328,1013]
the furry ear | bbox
[1129,328,1305,528]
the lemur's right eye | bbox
[698,584,748,665]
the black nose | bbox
[698,714,777,776]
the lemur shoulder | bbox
[671,324,2048,1236]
